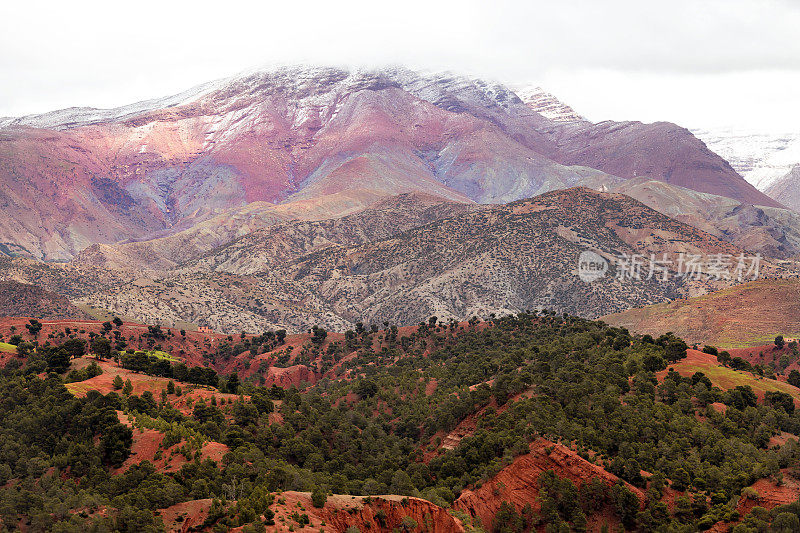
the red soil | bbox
[729,344,800,376]
[262,364,318,388]
[0,316,497,395]
[257,491,463,533]
[267,491,328,532]
[710,402,728,413]
[66,360,240,415]
[453,438,644,531]
[425,378,438,396]
[158,498,214,533]
[768,432,797,449]
[115,412,229,475]
[736,470,800,517]
[424,388,536,462]
[322,496,464,533]
[0,317,231,369]
[658,349,800,406]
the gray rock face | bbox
[767,164,800,214]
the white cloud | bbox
[537,68,800,131]
[1,0,798,132]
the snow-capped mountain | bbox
[0,65,779,260]
[515,86,586,123]
[692,128,800,191]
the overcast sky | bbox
[2,0,799,130]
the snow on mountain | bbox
[514,86,585,123]
[0,64,781,260]
[0,79,224,131]
[692,128,800,191]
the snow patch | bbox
[513,86,586,123]
[693,128,800,190]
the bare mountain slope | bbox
[0,280,90,320]
[615,179,800,259]
[766,164,800,214]
[604,278,800,348]
[70,188,761,332]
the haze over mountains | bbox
[694,128,800,191]
[2,65,800,333]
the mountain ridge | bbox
[0,65,780,261]
[65,187,764,333]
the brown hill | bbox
[603,278,800,348]
[0,280,89,320]
[70,187,761,333]
[73,192,479,271]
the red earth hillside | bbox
[657,349,800,405]
[454,438,645,531]
[727,343,800,376]
[0,316,231,368]
[114,412,228,475]
[265,491,464,533]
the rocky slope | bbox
[615,179,800,259]
[454,438,643,531]
[0,66,778,260]
[73,192,479,271]
[69,187,763,333]
[0,280,90,320]
[766,164,800,214]
[323,495,464,532]
[515,86,585,122]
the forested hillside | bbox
[0,313,799,532]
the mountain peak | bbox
[514,86,586,123]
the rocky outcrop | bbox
[262,365,318,388]
[516,86,586,123]
[323,496,464,533]
[454,439,644,531]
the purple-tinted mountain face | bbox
[0,66,778,260]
